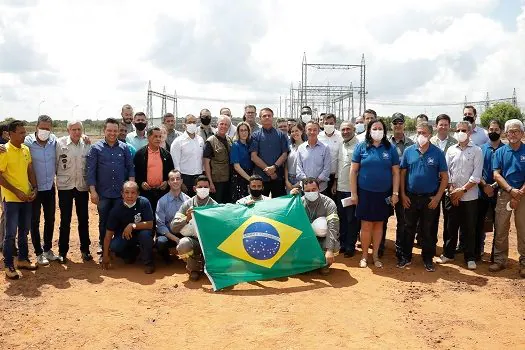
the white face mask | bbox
[417,134,429,146]
[196,187,210,199]
[123,201,136,208]
[455,131,468,143]
[370,129,384,141]
[301,114,312,123]
[186,124,197,134]
[304,191,319,202]
[355,123,365,134]
[323,125,335,134]
[37,129,51,141]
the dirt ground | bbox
[1,201,524,350]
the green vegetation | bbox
[480,103,524,128]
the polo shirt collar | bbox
[28,132,53,146]
[262,127,275,134]
[390,135,408,145]
[306,139,322,148]
[454,141,474,149]
[103,139,120,147]
[66,136,84,146]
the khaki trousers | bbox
[494,190,525,267]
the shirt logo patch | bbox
[134,213,142,223]
[427,157,435,165]
[520,155,525,162]
[382,151,390,160]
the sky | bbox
[0,0,524,123]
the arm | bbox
[318,147,331,182]
[0,172,28,201]
[133,150,146,190]
[87,146,99,203]
[295,149,306,181]
[125,146,135,181]
[102,229,115,269]
[251,151,269,170]
[324,201,340,265]
[274,152,287,168]
[203,158,215,192]
[170,138,181,171]
[391,165,400,206]
[400,168,410,208]
[233,164,251,181]
[170,202,190,233]
[349,162,360,203]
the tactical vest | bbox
[207,135,232,182]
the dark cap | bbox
[392,113,405,123]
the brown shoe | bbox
[144,264,155,274]
[5,266,22,279]
[16,259,38,271]
[488,263,505,272]
[520,269,525,278]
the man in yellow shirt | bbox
[0,120,38,279]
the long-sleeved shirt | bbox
[87,139,135,199]
[24,133,56,191]
[155,191,190,235]
[301,193,340,252]
[170,196,218,234]
[55,136,90,191]
[445,141,483,202]
[296,140,331,191]
[170,132,204,175]
[318,130,343,174]
[336,136,358,192]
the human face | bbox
[324,117,335,126]
[463,107,476,123]
[118,124,127,141]
[364,112,375,126]
[371,121,384,132]
[392,119,405,134]
[290,125,303,142]
[194,180,210,192]
[37,121,52,132]
[238,125,250,142]
[301,107,312,117]
[306,123,319,140]
[68,123,82,143]
[133,114,146,124]
[163,116,175,131]
[416,127,431,138]
[122,108,133,124]
[244,107,256,124]
[506,126,524,144]
[104,122,119,143]
[9,125,26,145]
[200,110,211,119]
[340,123,354,141]
[122,185,139,205]
[287,120,297,132]
[249,180,263,191]
[277,122,288,134]
[168,172,183,192]
[303,182,319,193]
[148,130,162,148]
[221,109,231,117]
[488,123,501,134]
[260,110,273,128]
[217,118,230,136]
[437,119,450,137]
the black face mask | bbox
[488,132,500,141]
[463,116,475,124]
[201,117,211,126]
[134,122,147,131]
[250,189,263,198]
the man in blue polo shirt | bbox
[87,118,135,260]
[491,119,525,278]
[399,122,448,272]
[250,107,289,198]
[101,181,155,274]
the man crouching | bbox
[170,175,217,281]
[101,181,155,274]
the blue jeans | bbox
[110,229,154,265]
[156,235,177,257]
[97,197,120,245]
[336,191,360,253]
[3,201,31,268]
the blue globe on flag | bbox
[242,222,281,260]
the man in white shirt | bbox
[356,109,377,143]
[55,120,92,263]
[437,121,483,270]
[463,105,489,146]
[318,113,343,199]
[170,114,204,197]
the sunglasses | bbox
[457,129,468,133]
[392,121,404,125]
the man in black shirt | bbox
[101,181,155,274]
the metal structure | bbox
[463,88,518,115]
[289,53,366,121]
[146,80,178,126]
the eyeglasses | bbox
[507,129,522,135]
[392,121,404,125]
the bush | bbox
[480,103,524,128]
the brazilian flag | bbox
[193,195,326,291]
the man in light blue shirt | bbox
[296,121,331,192]
[156,170,190,263]
[24,115,59,265]
[125,112,148,151]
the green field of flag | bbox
[193,195,326,291]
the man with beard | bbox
[236,175,270,205]
[126,112,149,151]
[463,105,489,146]
[198,109,215,141]
[243,105,260,133]
[121,104,134,134]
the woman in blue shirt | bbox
[284,123,306,193]
[230,122,254,202]
[350,119,400,268]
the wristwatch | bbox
[462,188,468,193]
[132,223,137,230]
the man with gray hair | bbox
[491,119,525,278]
[203,115,233,203]
[56,120,92,263]
[437,121,483,270]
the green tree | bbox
[480,103,524,128]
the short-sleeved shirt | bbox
[249,127,289,181]
[493,143,525,189]
[401,144,448,194]
[230,140,253,172]
[155,191,190,235]
[106,196,153,236]
[25,133,56,191]
[125,131,148,151]
[0,142,32,202]
[318,130,343,174]
[352,142,400,193]
[481,141,504,186]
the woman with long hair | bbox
[230,122,253,202]
[350,119,400,268]
[285,123,306,193]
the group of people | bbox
[0,103,523,281]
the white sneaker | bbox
[359,258,367,268]
[436,255,454,264]
[37,254,50,266]
[43,250,59,261]
[467,261,477,270]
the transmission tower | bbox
[146,81,179,126]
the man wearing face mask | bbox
[318,113,343,200]
[121,104,134,134]
[126,112,149,151]
[356,109,377,143]
[475,120,504,262]
[399,122,448,272]
[243,105,260,133]
[24,115,59,265]
[354,116,365,137]
[236,175,270,205]
[437,121,483,270]
[296,121,331,193]
[291,177,340,275]
[171,114,204,197]
[170,175,218,281]
[463,105,489,146]
[300,106,313,126]
[198,109,216,140]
